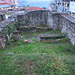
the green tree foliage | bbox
[27,5,30,8]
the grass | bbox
[0,30,75,75]
[5,13,12,15]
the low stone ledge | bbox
[37,34,65,42]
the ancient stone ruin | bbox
[0,10,75,49]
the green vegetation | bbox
[24,18,30,25]
[13,21,21,30]
[36,24,49,28]
[0,30,75,75]
[3,22,21,44]
[3,24,14,42]
[6,13,12,15]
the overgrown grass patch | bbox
[0,30,75,75]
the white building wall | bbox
[69,1,75,13]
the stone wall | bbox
[0,10,50,32]
[49,12,75,45]
[59,14,75,45]
[47,12,59,30]
[17,10,49,26]
[0,13,5,22]
[0,17,16,32]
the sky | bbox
[17,0,54,8]
[24,0,51,2]
[18,0,52,2]
[0,0,54,8]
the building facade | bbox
[0,0,18,10]
[55,0,75,10]
[49,0,75,12]
[0,0,18,5]
[69,0,75,13]
[54,0,70,10]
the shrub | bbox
[3,21,21,43]
[3,24,13,42]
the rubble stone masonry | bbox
[0,10,75,45]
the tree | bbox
[43,7,46,9]
[27,5,30,8]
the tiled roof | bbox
[26,7,44,10]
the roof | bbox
[0,3,13,5]
[26,7,44,10]
[0,0,18,5]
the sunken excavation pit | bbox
[0,10,75,49]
